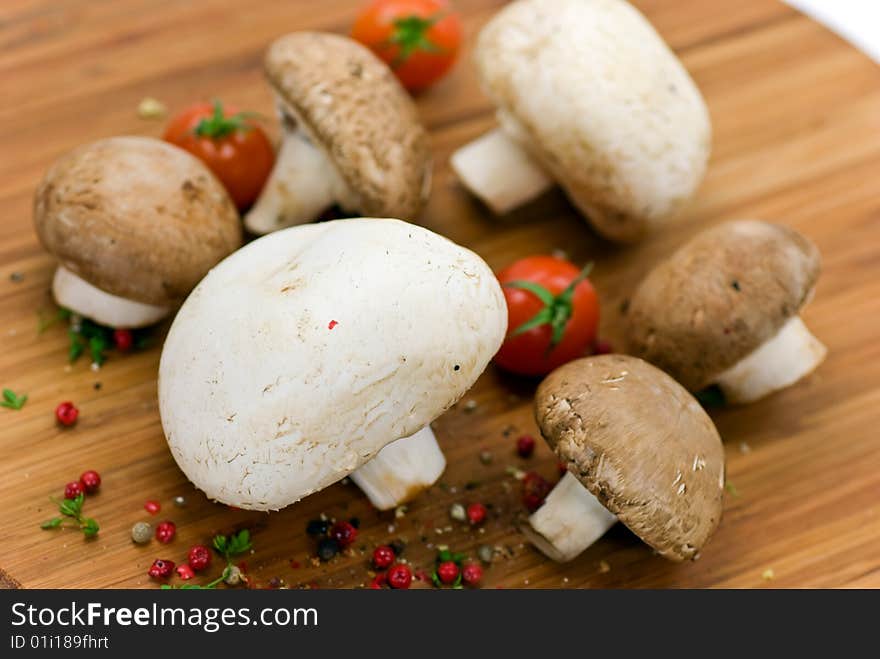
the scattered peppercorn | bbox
[329,520,357,548]
[437,561,459,585]
[349,517,360,529]
[131,522,152,544]
[306,519,329,536]
[449,503,466,522]
[522,471,552,512]
[176,564,195,580]
[388,540,406,557]
[187,545,212,572]
[173,495,186,507]
[55,401,79,427]
[155,520,176,544]
[224,565,243,586]
[479,450,493,465]
[317,538,340,562]
[477,545,494,564]
[10,272,24,282]
[80,470,101,494]
[144,500,161,515]
[516,435,536,458]
[466,503,487,525]
[64,481,84,500]
[462,563,483,586]
[148,559,175,580]
[593,339,613,355]
[372,545,395,570]
[387,563,412,589]
[113,329,134,352]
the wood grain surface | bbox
[1,0,879,589]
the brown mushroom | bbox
[33,136,241,328]
[244,32,432,234]
[625,220,825,403]
[526,354,725,562]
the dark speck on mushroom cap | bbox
[535,354,725,561]
[264,32,431,221]
[33,136,241,307]
[624,220,821,390]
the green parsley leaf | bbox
[81,518,99,536]
[1,388,27,410]
[41,517,64,529]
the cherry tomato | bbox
[163,100,274,211]
[495,256,600,377]
[352,0,463,93]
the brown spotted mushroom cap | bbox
[265,32,432,220]
[34,136,242,307]
[535,354,725,561]
[625,220,821,391]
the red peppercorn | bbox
[516,435,536,458]
[155,520,176,544]
[466,502,487,525]
[55,401,79,427]
[462,563,483,586]
[176,563,195,580]
[63,481,84,500]
[79,470,101,494]
[144,500,161,515]
[148,559,175,580]
[113,328,134,352]
[372,545,395,570]
[522,471,552,512]
[187,545,212,572]
[437,561,459,585]
[329,520,358,548]
[593,339,613,355]
[387,563,412,589]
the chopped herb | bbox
[166,530,253,590]
[40,493,99,537]
[1,389,28,410]
[725,481,739,498]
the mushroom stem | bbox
[523,471,617,562]
[350,426,446,511]
[244,123,350,235]
[450,127,553,215]
[52,266,169,329]
[714,316,827,404]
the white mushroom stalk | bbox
[349,426,446,511]
[244,108,354,234]
[53,266,169,329]
[450,126,553,215]
[523,472,618,562]
[715,316,827,405]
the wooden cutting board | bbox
[2,0,879,589]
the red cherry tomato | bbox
[495,256,600,377]
[352,0,463,93]
[163,100,274,211]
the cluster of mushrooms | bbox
[32,0,827,568]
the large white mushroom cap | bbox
[159,218,507,510]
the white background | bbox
[784,0,880,63]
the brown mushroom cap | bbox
[625,220,821,390]
[34,137,241,307]
[535,355,725,561]
[264,32,431,221]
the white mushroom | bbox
[33,137,241,328]
[451,0,711,241]
[245,32,432,235]
[158,218,506,511]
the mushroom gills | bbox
[53,265,169,329]
[450,127,553,215]
[714,316,827,404]
[244,107,356,234]
[524,471,618,562]
[349,426,446,511]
